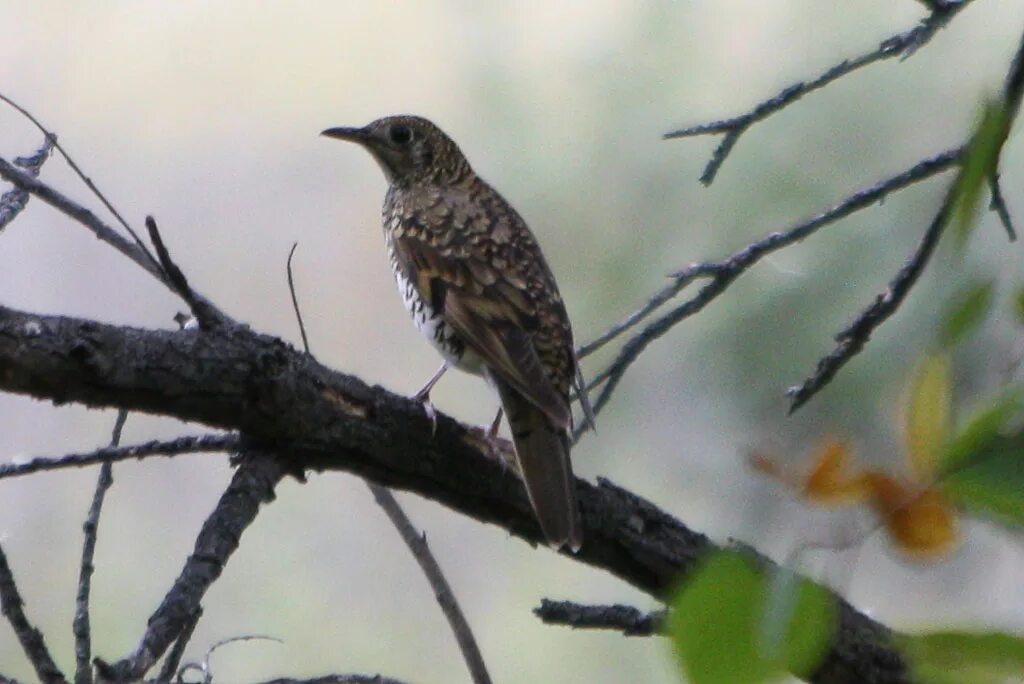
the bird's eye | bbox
[389,124,412,145]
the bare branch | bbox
[0,544,68,684]
[369,486,492,684]
[664,1,972,184]
[0,138,53,232]
[789,27,1024,410]
[255,676,413,684]
[988,173,1017,241]
[0,159,232,326]
[73,410,127,684]
[286,244,491,684]
[95,450,287,681]
[0,305,908,683]
[0,434,240,480]
[534,599,663,637]
[144,216,226,330]
[0,92,160,272]
[286,243,312,355]
[0,156,164,281]
[575,147,961,436]
[788,189,954,410]
[155,609,201,684]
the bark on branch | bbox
[0,304,906,683]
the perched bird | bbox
[323,115,592,551]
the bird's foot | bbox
[412,362,450,437]
[477,408,517,473]
[413,389,439,436]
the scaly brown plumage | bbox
[323,115,590,550]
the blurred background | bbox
[2,2,1023,682]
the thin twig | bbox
[0,434,240,480]
[534,599,664,637]
[0,92,160,272]
[0,138,54,232]
[0,157,164,281]
[664,2,971,184]
[73,410,127,684]
[96,451,287,681]
[287,243,312,354]
[789,28,1024,411]
[155,609,201,684]
[787,190,955,410]
[144,216,225,329]
[0,159,232,325]
[285,247,491,684]
[175,634,283,684]
[0,544,68,684]
[574,147,961,438]
[255,676,413,684]
[988,173,1017,241]
[369,487,493,684]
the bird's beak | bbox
[321,126,367,143]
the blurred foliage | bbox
[952,100,1011,251]
[937,279,995,349]
[898,631,1024,684]
[668,551,834,684]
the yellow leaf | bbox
[861,474,959,559]
[905,354,953,482]
[802,439,869,505]
[884,488,959,560]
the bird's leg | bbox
[481,407,517,473]
[413,361,450,434]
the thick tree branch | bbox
[0,304,907,683]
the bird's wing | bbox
[391,233,572,431]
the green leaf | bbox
[1013,286,1024,326]
[943,431,1024,527]
[939,390,1024,474]
[952,100,1010,252]
[938,280,995,349]
[899,631,1024,684]
[668,551,835,684]
[905,353,953,481]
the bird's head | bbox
[322,115,471,186]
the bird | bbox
[322,115,593,551]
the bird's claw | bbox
[415,392,439,437]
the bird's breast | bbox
[383,228,483,375]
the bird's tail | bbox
[494,377,582,552]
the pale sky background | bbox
[2,2,1024,683]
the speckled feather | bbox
[325,115,583,550]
